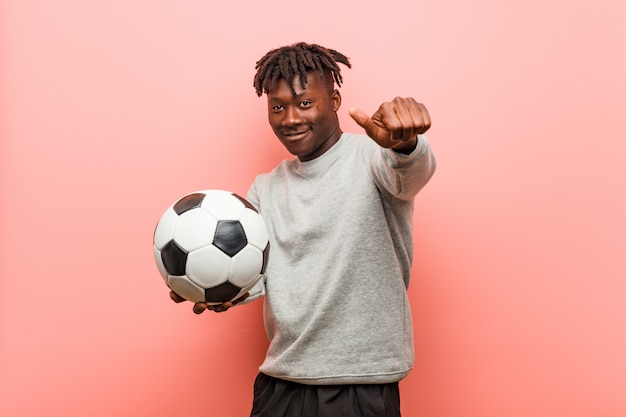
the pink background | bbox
[2,1,625,416]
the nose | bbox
[282,106,303,126]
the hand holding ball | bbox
[153,190,269,305]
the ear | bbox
[331,89,342,112]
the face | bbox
[266,71,342,162]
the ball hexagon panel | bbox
[153,246,168,284]
[153,208,179,250]
[239,277,263,296]
[168,275,205,303]
[200,190,246,221]
[186,245,231,288]
[173,208,218,252]
[228,245,264,287]
[239,208,269,250]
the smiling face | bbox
[266,71,342,162]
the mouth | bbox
[281,129,310,141]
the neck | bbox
[298,124,343,162]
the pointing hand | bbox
[349,97,431,153]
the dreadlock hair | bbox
[253,42,352,97]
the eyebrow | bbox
[269,91,310,102]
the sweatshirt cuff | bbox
[384,134,429,165]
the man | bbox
[172,42,436,417]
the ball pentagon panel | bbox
[213,220,248,256]
[173,192,205,215]
[160,240,188,276]
[205,281,243,304]
[231,193,260,212]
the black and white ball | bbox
[153,190,269,304]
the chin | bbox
[282,143,310,158]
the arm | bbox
[350,98,436,200]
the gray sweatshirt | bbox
[246,132,436,385]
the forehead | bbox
[268,72,331,99]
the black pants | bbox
[250,373,401,417]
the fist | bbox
[349,97,431,152]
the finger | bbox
[384,99,415,141]
[403,99,430,136]
[350,107,394,146]
[387,98,431,140]
[395,98,429,140]
[170,291,186,303]
[413,102,431,134]
[349,107,373,131]
[193,302,208,314]
[219,301,234,312]
[209,302,232,313]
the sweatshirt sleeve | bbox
[369,134,437,201]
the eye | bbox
[300,100,312,107]
[271,105,284,112]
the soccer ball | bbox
[153,190,269,304]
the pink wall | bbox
[2,1,625,416]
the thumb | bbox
[349,107,372,130]
[349,107,387,144]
